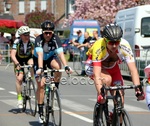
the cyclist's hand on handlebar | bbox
[135,91,145,101]
[36,68,43,75]
[97,94,106,104]
[15,63,21,70]
[65,66,73,74]
[135,85,145,101]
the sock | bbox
[38,103,44,115]
[55,82,59,89]
[17,94,22,100]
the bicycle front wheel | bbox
[113,108,133,126]
[121,108,133,126]
[27,79,37,116]
[93,103,110,126]
[51,88,62,126]
[22,85,27,112]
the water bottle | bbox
[45,86,50,95]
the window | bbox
[30,0,35,12]
[19,0,25,14]
[141,17,150,37]
[68,0,75,14]
[41,0,46,10]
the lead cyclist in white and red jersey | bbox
[85,23,145,106]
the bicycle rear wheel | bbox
[28,79,37,116]
[51,88,62,126]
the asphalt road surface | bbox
[0,65,150,126]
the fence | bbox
[119,48,150,78]
[0,43,11,68]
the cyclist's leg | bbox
[106,63,124,125]
[33,56,45,123]
[50,56,61,88]
[14,59,24,109]
[27,57,34,78]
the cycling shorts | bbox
[33,55,58,75]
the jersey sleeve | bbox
[120,39,135,63]
[12,39,19,50]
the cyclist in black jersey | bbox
[11,26,35,109]
[33,20,72,123]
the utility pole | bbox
[65,0,69,19]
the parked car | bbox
[61,38,70,54]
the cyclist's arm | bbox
[93,65,103,95]
[56,48,67,66]
[10,49,19,65]
[127,62,140,85]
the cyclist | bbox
[33,20,72,123]
[10,26,35,109]
[85,23,145,105]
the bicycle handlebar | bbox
[20,64,33,68]
[44,69,65,73]
[104,85,141,90]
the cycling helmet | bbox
[41,20,55,31]
[103,23,123,41]
[18,26,30,35]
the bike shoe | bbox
[17,100,23,109]
[38,114,44,124]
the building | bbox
[0,0,75,35]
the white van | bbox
[115,5,150,78]
[115,5,150,58]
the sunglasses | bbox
[44,32,53,35]
[105,38,120,46]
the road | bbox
[0,65,150,126]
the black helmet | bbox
[103,23,123,41]
[41,20,55,31]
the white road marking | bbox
[9,91,17,95]
[62,109,93,123]
[0,87,5,90]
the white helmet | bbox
[18,26,30,35]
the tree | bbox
[25,8,55,28]
[64,0,150,29]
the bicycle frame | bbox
[42,67,65,126]
[93,84,142,126]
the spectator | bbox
[71,30,85,75]
[77,32,92,60]
[0,32,10,64]
[92,30,101,40]
[0,32,10,43]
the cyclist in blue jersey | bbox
[33,20,72,123]
[11,26,35,109]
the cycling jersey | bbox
[34,34,63,60]
[12,37,35,58]
[85,38,135,78]
[86,38,135,67]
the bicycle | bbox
[20,64,37,116]
[39,67,65,126]
[93,81,143,126]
